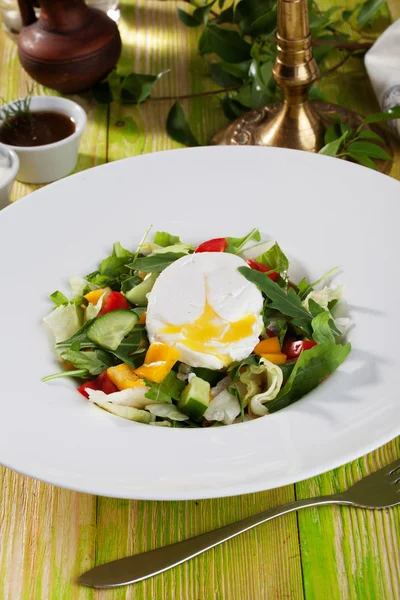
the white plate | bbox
[0,146,399,500]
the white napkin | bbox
[365,19,400,138]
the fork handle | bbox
[79,494,348,588]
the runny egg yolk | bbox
[160,303,257,364]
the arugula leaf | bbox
[56,320,96,350]
[60,349,115,376]
[268,341,351,413]
[99,256,130,277]
[121,70,169,104]
[308,299,340,338]
[121,275,142,294]
[311,311,335,344]
[192,367,225,387]
[86,248,133,290]
[297,277,312,300]
[144,371,186,403]
[226,228,261,254]
[112,327,148,368]
[289,317,314,340]
[153,231,180,247]
[50,290,69,307]
[239,266,312,320]
[228,354,259,382]
[307,299,325,318]
[262,305,288,345]
[127,252,186,273]
[256,242,289,273]
[166,102,200,147]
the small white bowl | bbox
[0,144,19,210]
[0,96,87,184]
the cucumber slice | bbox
[178,376,210,421]
[93,398,155,424]
[125,273,157,306]
[87,310,138,351]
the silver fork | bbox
[79,459,400,589]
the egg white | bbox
[146,253,263,369]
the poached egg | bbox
[146,252,263,370]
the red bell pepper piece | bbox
[282,339,317,359]
[77,380,99,398]
[99,291,130,315]
[195,238,227,253]
[96,372,118,394]
[246,259,279,281]
[77,372,118,398]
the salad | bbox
[43,228,351,428]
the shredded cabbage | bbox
[43,304,82,343]
[87,387,151,409]
[239,358,283,417]
[69,276,92,299]
[303,285,344,311]
[204,389,240,424]
[210,376,231,398]
[145,403,189,421]
[85,291,107,321]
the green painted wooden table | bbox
[1,1,400,598]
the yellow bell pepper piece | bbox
[137,311,147,325]
[135,342,180,383]
[259,352,287,365]
[84,288,109,305]
[107,363,146,390]
[254,337,281,355]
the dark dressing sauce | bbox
[0,111,76,147]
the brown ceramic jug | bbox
[17,0,122,93]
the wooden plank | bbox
[0,19,107,599]
[297,2,400,599]
[95,3,304,600]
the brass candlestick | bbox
[212,0,392,173]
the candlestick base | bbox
[211,101,393,175]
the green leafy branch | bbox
[318,107,400,169]
[91,0,394,165]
